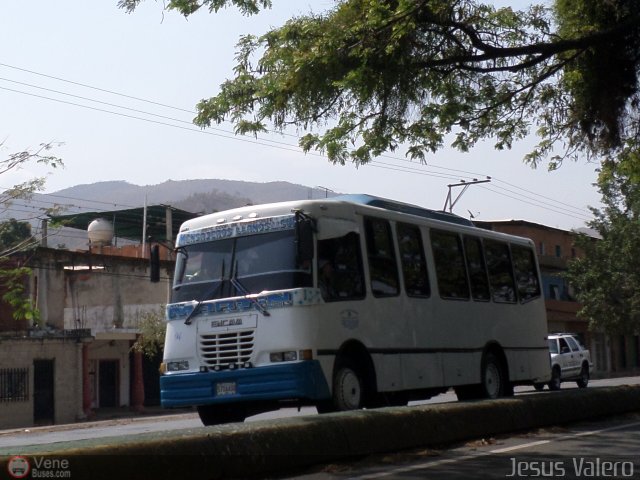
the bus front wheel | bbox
[197,404,246,426]
[333,359,367,411]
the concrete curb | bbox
[2,386,640,479]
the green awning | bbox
[49,205,200,243]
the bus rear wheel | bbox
[197,404,246,426]
[481,352,508,399]
[548,367,561,391]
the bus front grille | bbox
[199,330,254,368]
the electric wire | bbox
[0,62,596,224]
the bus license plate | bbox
[216,382,236,396]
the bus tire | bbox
[548,366,561,391]
[315,400,336,414]
[481,351,507,399]
[455,385,481,401]
[333,358,367,411]
[197,404,246,426]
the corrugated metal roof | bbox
[49,205,199,243]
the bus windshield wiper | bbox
[184,260,225,326]
[231,261,270,317]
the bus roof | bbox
[177,194,535,249]
[330,194,474,227]
[179,194,475,233]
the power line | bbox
[0,62,596,224]
[0,62,194,115]
[0,85,310,156]
[478,185,592,222]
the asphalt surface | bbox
[0,376,637,450]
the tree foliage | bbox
[0,219,32,254]
[131,308,166,358]
[119,0,640,169]
[0,263,40,325]
[566,144,640,334]
[0,142,62,325]
[119,0,271,16]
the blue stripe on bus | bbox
[160,361,330,408]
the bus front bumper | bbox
[160,360,330,408]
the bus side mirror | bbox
[296,217,314,264]
[150,244,160,283]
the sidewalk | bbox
[0,405,197,437]
[85,405,195,422]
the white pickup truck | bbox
[535,333,593,391]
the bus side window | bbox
[464,236,490,301]
[317,232,365,302]
[511,245,542,303]
[364,217,400,297]
[484,240,517,303]
[430,230,470,300]
[396,222,430,297]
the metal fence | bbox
[0,368,29,402]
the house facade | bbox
[0,334,90,428]
[0,245,173,429]
[0,205,196,429]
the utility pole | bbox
[316,186,334,198]
[443,177,491,213]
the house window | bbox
[0,368,29,402]
[539,242,545,255]
[555,245,562,257]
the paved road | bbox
[278,412,640,479]
[0,376,638,449]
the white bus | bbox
[159,194,550,425]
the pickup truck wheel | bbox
[548,367,561,391]
[576,364,590,388]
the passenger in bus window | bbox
[319,258,336,300]
[317,233,365,301]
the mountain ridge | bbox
[50,179,330,209]
[34,179,337,249]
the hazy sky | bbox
[0,1,601,230]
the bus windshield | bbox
[171,229,312,303]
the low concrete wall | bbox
[2,386,640,479]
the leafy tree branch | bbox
[119,1,640,169]
[0,142,62,327]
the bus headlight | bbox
[269,350,313,363]
[270,351,297,362]
[166,360,190,372]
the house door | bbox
[33,359,55,425]
[98,360,119,408]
